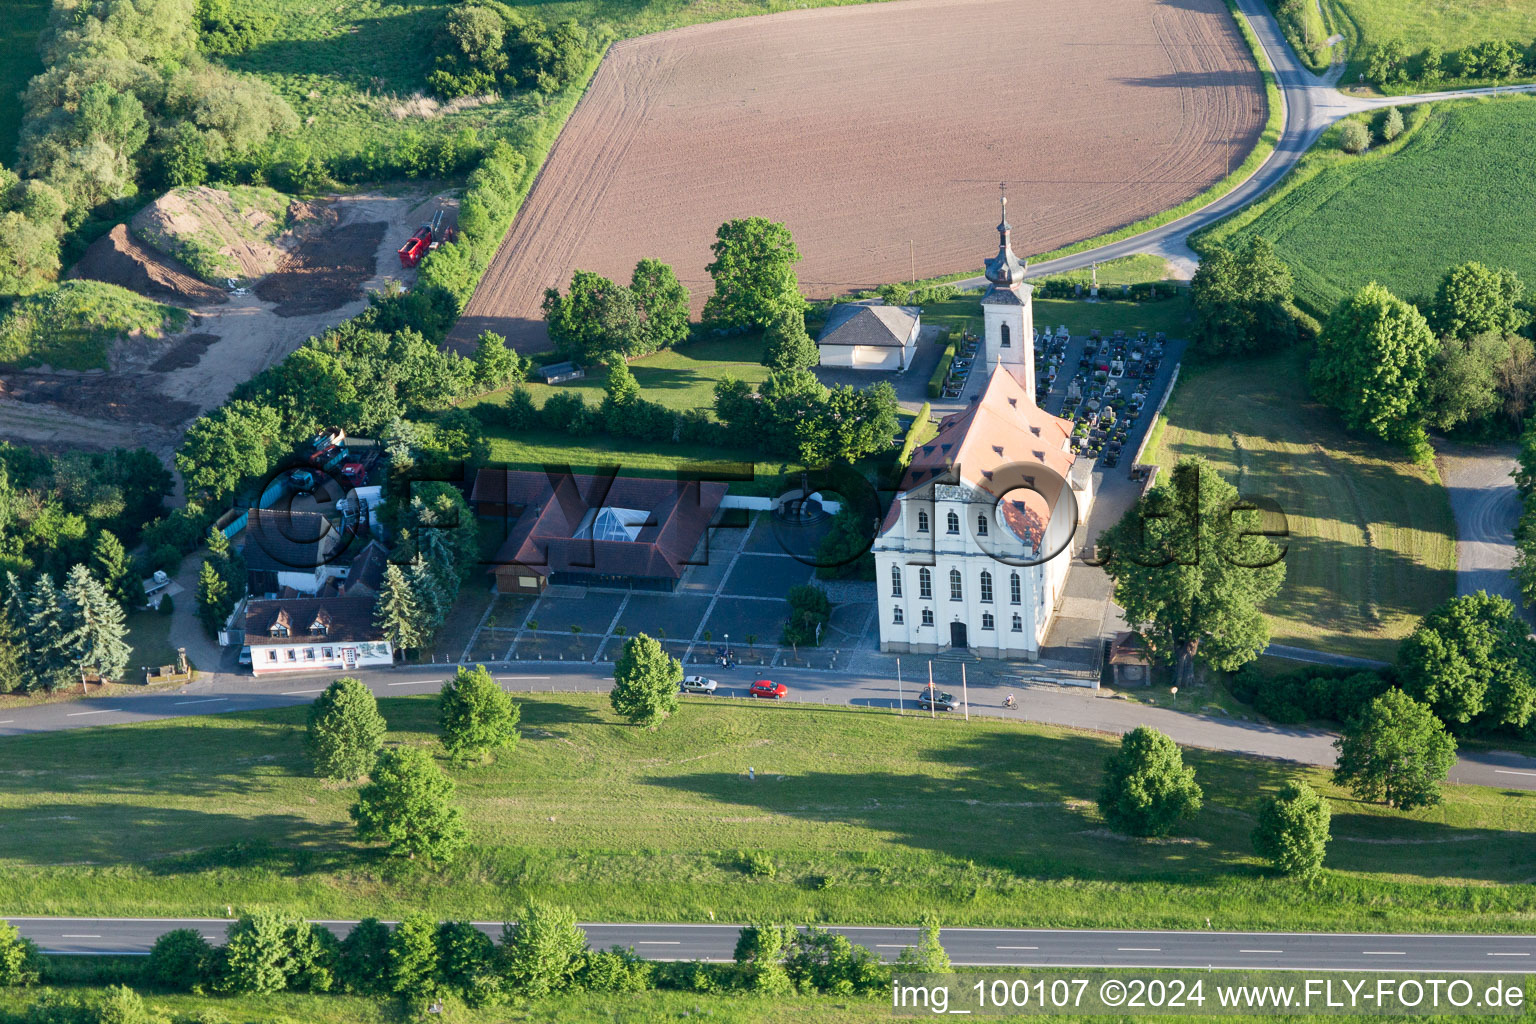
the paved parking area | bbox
[456,511,878,669]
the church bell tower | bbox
[979,184,1035,401]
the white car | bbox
[681,675,718,694]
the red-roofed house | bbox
[470,470,726,592]
[872,197,1093,659]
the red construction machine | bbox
[396,209,453,268]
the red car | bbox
[749,679,787,700]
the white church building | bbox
[873,192,1093,659]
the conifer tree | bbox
[61,563,131,682]
[91,530,136,611]
[26,574,76,691]
[374,563,424,652]
[197,559,230,637]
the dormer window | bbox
[268,610,291,638]
[309,620,329,636]
[270,625,289,637]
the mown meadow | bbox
[0,692,1528,931]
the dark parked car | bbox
[917,690,958,712]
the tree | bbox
[175,400,283,501]
[221,912,297,994]
[439,664,521,762]
[498,902,588,998]
[91,530,136,611]
[95,985,149,1024]
[1418,44,1444,84]
[783,926,889,995]
[388,913,441,999]
[337,918,392,996]
[471,330,529,390]
[1379,106,1404,142]
[815,504,876,580]
[195,559,228,637]
[894,914,952,973]
[733,923,794,994]
[0,210,60,297]
[60,563,130,682]
[1333,690,1457,810]
[763,306,819,371]
[1397,591,1536,733]
[601,359,643,435]
[1339,120,1370,154]
[0,920,40,986]
[1310,282,1438,444]
[1366,37,1410,85]
[374,563,425,652]
[1097,726,1203,837]
[307,677,388,780]
[782,583,832,647]
[351,746,468,861]
[609,633,682,727]
[1100,458,1286,687]
[1189,235,1297,356]
[702,217,804,329]
[630,258,691,352]
[542,270,640,363]
[1433,262,1526,340]
[147,929,216,992]
[436,920,500,1004]
[1251,780,1331,879]
[1426,331,1508,432]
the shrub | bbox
[336,919,391,996]
[220,912,296,994]
[1228,664,1390,724]
[94,985,149,1024]
[740,849,777,877]
[388,914,441,1000]
[1252,780,1332,879]
[0,921,41,986]
[926,338,957,398]
[575,947,653,993]
[146,929,216,992]
[1097,726,1203,837]
[1380,106,1404,142]
[1339,120,1370,154]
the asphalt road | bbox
[4,660,1535,791]
[9,917,1534,971]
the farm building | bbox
[470,469,726,592]
[816,302,920,370]
[244,595,394,675]
[872,196,1091,659]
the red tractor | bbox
[397,209,454,268]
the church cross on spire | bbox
[984,181,1024,287]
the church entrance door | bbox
[950,621,968,648]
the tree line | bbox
[0,909,952,1017]
[1192,240,1536,451]
[1365,36,1536,90]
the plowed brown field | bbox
[449,0,1262,352]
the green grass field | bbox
[1,692,1529,931]
[1323,0,1536,90]
[0,279,188,370]
[0,0,49,164]
[918,289,1191,344]
[1143,347,1456,661]
[1198,97,1536,317]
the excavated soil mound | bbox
[254,218,387,317]
[69,225,228,307]
[131,185,290,283]
[0,372,200,427]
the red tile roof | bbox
[471,470,727,581]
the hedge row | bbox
[926,337,958,399]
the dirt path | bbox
[449,0,1263,351]
[1437,441,1530,621]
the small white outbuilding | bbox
[816,302,920,370]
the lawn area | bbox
[463,336,773,415]
[0,280,188,370]
[1197,97,1536,317]
[917,287,1191,343]
[0,691,1530,931]
[123,609,177,673]
[1142,347,1455,662]
[0,0,49,164]
[1322,0,1536,90]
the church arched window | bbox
[890,565,902,598]
[946,511,959,535]
[977,513,989,537]
[1000,323,1011,348]
[979,571,993,603]
[917,510,929,533]
[919,568,932,599]
[949,568,963,601]
[1010,572,1021,605]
